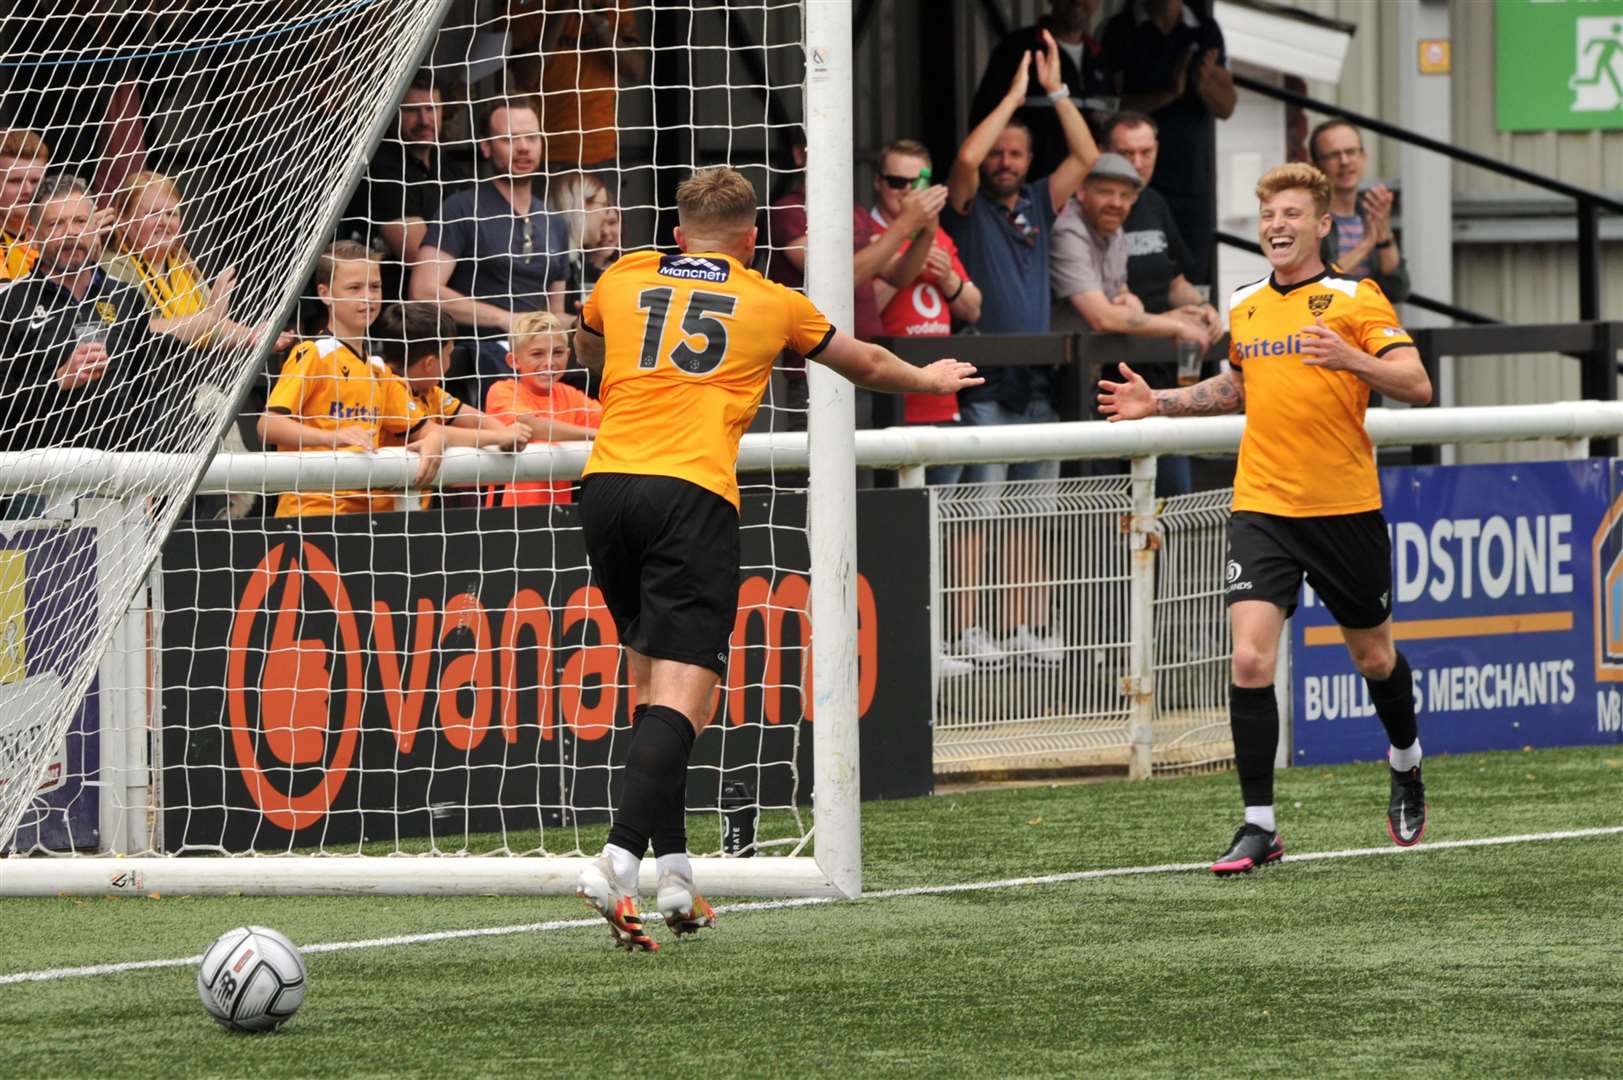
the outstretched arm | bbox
[1097,361,1244,421]
[811,329,983,396]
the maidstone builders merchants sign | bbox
[160,491,932,853]
[1498,0,1623,131]
[1292,459,1623,765]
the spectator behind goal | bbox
[1308,118,1410,302]
[104,170,295,352]
[373,301,532,508]
[0,129,50,280]
[505,0,649,174]
[968,0,1114,179]
[482,310,601,507]
[259,241,444,517]
[410,102,570,404]
[546,170,620,320]
[1099,0,1235,284]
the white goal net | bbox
[0,0,859,898]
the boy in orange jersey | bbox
[1099,163,1433,875]
[571,166,980,950]
[0,129,49,280]
[482,310,601,506]
[258,242,446,516]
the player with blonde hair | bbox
[1098,162,1433,874]
[572,166,981,949]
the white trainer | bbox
[956,626,1009,668]
[655,867,716,936]
[1008,624,1065,666]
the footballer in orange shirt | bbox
[1098,163,1433,876]
[570,167,981,950]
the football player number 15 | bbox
[636,286,738,375]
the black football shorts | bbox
[1224,509,1392,630]
[579,472,740,676]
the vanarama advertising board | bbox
[1291,459,1623,764]
[159,491,932,853]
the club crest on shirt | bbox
[95,301,118,324]
[658,255,730,283]
[1307,293,1333,316]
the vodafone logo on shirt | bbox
[898,283,950,335]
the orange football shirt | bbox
[1227,271,1414,517]
[265,337,426,516]
[484,376,602,506]
[0,230,38,280]
[579,249,834,508]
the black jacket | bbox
[0,268,199,452]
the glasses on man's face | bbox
[1315,147,1363,164]
[878,174,921,190]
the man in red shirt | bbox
[865,139,989,677]
[763,128,950,432]
[867,138,984,455]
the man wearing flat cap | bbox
[1052,151,1220,493]
[1052,151,1218,352]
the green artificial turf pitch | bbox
[2,745,1620,1079]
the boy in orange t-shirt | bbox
[483,310,601,506]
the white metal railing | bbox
[0,401,1618,494]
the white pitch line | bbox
[4,824,1619,987]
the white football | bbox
[196,925,308,1033]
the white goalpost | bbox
[0,0,865,898]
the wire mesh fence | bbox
[931,474,1235,776]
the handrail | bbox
[1231,72,1623,213]
[4,402,1613,495]
[1214,230,1498,326]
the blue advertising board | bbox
[1,527,101,853]
[1291,459,1623,764]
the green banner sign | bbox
[1498,0,1623,131]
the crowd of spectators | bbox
[0,0,1407,664]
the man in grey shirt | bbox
[1052,153,1211,494]
[1051,153,1212,348]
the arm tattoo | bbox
[1152,371,1245,417]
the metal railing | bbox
[873,325,1623,464]
[932,475,1237,777]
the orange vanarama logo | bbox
[227,541,364,830]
